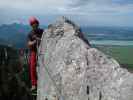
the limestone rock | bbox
[37,16,133,100]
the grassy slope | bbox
[94,45,133,71]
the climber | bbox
[27,17,43,91]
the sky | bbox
[0,0,133,26]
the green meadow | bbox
[94,45,133,72]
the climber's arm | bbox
[27,34,37,48]
[28,40,36,47]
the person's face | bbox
[31,23,39,30]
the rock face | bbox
[0,46,31,100]
[37,16,133,100]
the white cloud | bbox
[0,0,133,26]
[0,0,133,15]
[0,0,66,13]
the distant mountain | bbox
[0,23,47,48]
[0,23,30,48]
[0,38,8,45]
[0,23,133,48]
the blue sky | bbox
[0,0,133,26]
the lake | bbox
[90,40,133,46]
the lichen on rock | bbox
[37,16,133,100]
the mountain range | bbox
[0,23,133,48]
[0,23,30,48]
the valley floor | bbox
[94,45,133,72]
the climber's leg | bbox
[29,51,37,90]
